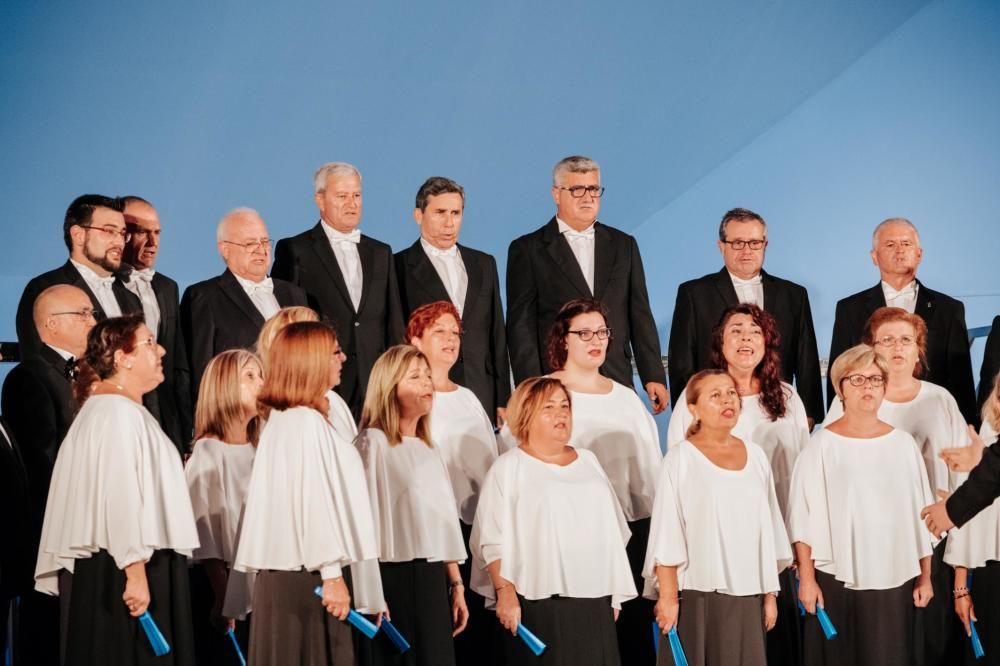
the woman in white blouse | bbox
[824,307,971,663]
[185,349,263,662]
[471,376,636,665]
[256,305,357,440]
[35,314,200,664]
[355,344,469,666]
[645,369,791,666]
[235,321,384,666]
[790,344,935,665]
[945,371,1000,662]
[406,300,498,664]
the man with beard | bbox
[16,194,142,360]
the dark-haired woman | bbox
[35,315,199,665]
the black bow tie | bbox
[64,358,78,380]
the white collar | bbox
[728,271,762,286]
[321,222,361,244]
[420,237,459,258]
[556,218,596,237]
[881,279,917,298]
[233,273,273,292]
[70,258,115,285]
[46,343,75,362]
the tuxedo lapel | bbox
[865,283,887,312]
[914,279,937,326]
[151,276,170,339]
[592,224,613,301]
[409,242,450,302]
[761,270,777,314]
[459,245,483,315]
[219,270,265,329]
[712,268,740,308]
[541,219,591,297]
[39,344,71,381]
[356,237,376,315]
[59,262,106,321]
[307,223,356,313]
[112,280,141,315]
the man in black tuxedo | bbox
[667,208,824,426]
[395,177,511,425]
[181,208,308,401]
[506,155,668,412]
[978,316,1000,412]
[119,196,193,453]
[828,217,978,424]
[2,284,95,666]
[0,413,30,660]
[272,162,404,417]
[16,194,142,360]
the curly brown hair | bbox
[73,314,145,407]
[709,304,787,420]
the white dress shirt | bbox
[881,280,919,314]
[321,223,363,311]
[122,265,161,335]
[70,259,122,317]
[45,344,74,362]
[233,274,279,319]
[557,218,595,294]
[729,271,764,308]
[420,238,468,315]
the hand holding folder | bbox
[137,612,170,657]
[313,586,378,638]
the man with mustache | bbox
[16,194,142,360]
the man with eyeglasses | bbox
[272,162,404,418]
[116,196,193,454]
[395,176,511,425]
[828,217,977,425]
[667,207,824,427]
[507,155,668,415]
[2,284,96,666]
[15,194,143,360]
[181,207,307,400]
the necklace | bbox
[102,379,126,392]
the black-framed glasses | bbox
[50,308,100,320]
[722,239,767,251]
[558,185,605,198]
[222,238,273,253]
[568,327,612,341]
[79,225,131,242]
[842,374,885,388]
[875,335,915,347]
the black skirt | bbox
[767,568,803,666]
[803,569,914,666]
[63,548,195,666]
[658,589,767,666]
[454,521,503,666]
[356,559,456,666]
[963,559,1000,665]
[249,569,354,666]
[188,562,249,666]
[501,595,620,666]
[618,517,656,666]
[915,538,966,665]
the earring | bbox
[125,362,133,370]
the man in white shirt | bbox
[272,162,404,417]
[15,194,142,360]
[181,208,308,401]
[395,176,511,425]
[828,217,978,424]
[667,208,824,426]
[119,196,192,453]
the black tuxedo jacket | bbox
[978,316,1000,413]
[667,268,824,422]
[272,223,405,416]
[120,269,194,453]
[395,240,511,421]
[948,428,1000,529]
[0,417,32,599]
[16,260,142,360]
[1,346,76,554]
[180,269,308,402]
[828,280,978,424]
[506,218,666,388]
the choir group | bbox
[2,154,1000,666]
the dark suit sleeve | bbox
[979,316,1000,412]
[487,254,512,406]
[171,297,194,446]
[947,441,1000,528]
[827,300,852,409]
[384,249,405,347]
[667,283,697,406]
[944,300,979,426]
[1,369,59,507]
[180,287,214,405]
[627,236,666,387]
[15,280,43,360]
[794,289,824,422]
[271,238,298,284]
[505,237,542,383]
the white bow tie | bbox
[329,228,361,244]
[93,275,116,289]
[884,282,916,300]
[246,278,274,295]
[563,228,595,241]
[427,245,459,259]
[130,268,156,283]
[732,274,762,287]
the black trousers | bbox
[617,517,656,666]
[961,559,1000,665]
[915,538,965,666]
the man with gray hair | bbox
[272,162,404,418]
[828,217,977,424]
[181,207,307,399]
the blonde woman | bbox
[256,306,356,440]
[185,349,263,662]
[355,344,468,666]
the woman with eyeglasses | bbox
[35,314,200,665]
[824,307,971,663]
[510,298,661,665]
[790,344,935,665]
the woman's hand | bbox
[654,595,679,634]
[495,586,521,635]
[613,607,620,622]
[451,583,469,636]
[321,577,352,621]
[763,594,778,632]
[123,561,150,617]
[797,576,824,615]
[913,575,934,608]
[955,594,977,636]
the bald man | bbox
[2,284,96,666]
[119,196,192,453]
[181,208,307,399]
